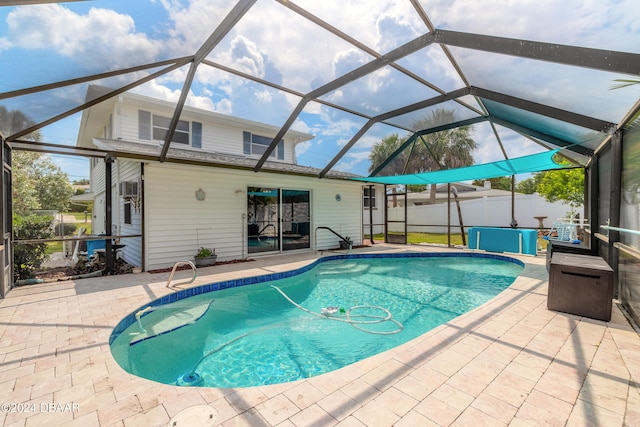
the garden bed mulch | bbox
[147,258,256,274]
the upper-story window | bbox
[243,131,284,160]
[138,110,202,148]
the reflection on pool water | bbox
[110,253,523,388]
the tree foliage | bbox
[13,151,73,215]
[0,106,42,140]
[536,166,585,214]
[368,109,476,201]
[515,176,540,194]
[472,176,512,191]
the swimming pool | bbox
[110,253,523,388]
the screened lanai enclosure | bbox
[0,0,639,320]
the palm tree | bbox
[368,133,408,176]
[371,108,476,203]
[611,75,640,89]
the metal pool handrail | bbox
[166,260,197,290]
[315,226,352,252]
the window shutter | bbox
[192,122,202,148]
[277,140,284,160]
[138,110,151,140]
[243,131,251,154]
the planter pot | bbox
[194,255,217,267]
[339,241,353,250]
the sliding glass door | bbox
[247,187,310,254]
[247,188,280,254]
[281,189,310,251]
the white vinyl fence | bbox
[387,193,580,233]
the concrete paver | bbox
[0,244,638,426]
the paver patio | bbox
[0,244,639,426]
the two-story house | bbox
[77,86,364,271]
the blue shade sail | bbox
[352,149,571,185]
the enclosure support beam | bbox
[490,117,593,156]
[369,116,486,177]
[319,119,375,178]
[435,29,640,75]
[256,33,437,172]
[160,0,257,161]
[105,156,114,275]
[471,87,615,134]
[608,131,623,273]
[588,155,599,254]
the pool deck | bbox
[1,244,639,426]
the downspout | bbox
[140,163,145,271]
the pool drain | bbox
[167,405,218,427]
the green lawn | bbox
[45,214,92,255]
[45,242,63,256]
[65,212,91,222]
[366,232,467,246]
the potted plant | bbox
[194,247,217,267]
[339,236,353,250]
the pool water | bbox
[110,254,523,388]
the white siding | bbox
[117,102,297,162]
[144,163,362,271]
[115,159,143,268]
[90,158,106,194]
[117,102,139,142]
[90,159,106,234]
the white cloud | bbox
[295,0,426,51]
[335,150,371,172]
[421,0,639,52]
[160,0,237,54]
[4,4,161,69]
[295,140,312,157]
[215,35,268,78]
[375,13,421,53]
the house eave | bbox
[92,138,359,180]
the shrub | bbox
[13,214,54,281]
[54,222,77,237]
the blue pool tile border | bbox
[109,252,524,345]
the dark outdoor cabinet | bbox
[548,253,614,321]
[546,239,594,272]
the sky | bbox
[0,0,638,182]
